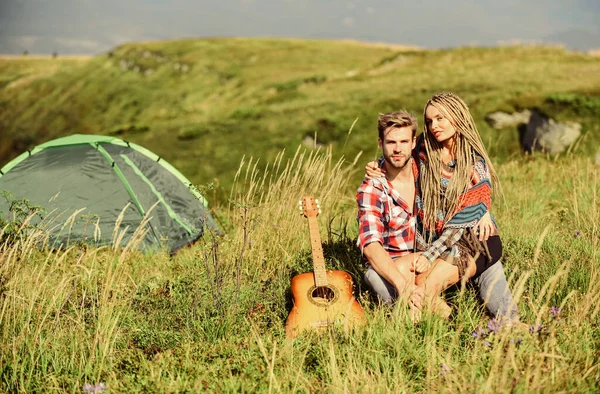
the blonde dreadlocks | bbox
[420,92,501,234]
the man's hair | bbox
[377,111,418,140]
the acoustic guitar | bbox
[285,195,366,338]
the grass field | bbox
[1,38,600,392]
[1,146,599,392]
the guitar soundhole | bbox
[309,286,338,305]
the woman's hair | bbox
[420,92,501,231]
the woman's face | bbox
[425,104,457,145]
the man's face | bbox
[378,126,416,170]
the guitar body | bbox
[285,270,366,338]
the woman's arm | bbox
[365,158,385,179]
[417,227,464,267]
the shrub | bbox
[0,191,46,246]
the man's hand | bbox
[365,161,385,179]
[409,285,425,311]
[412,255,431,274]
[398,284,425,323]
[476,211,495,241]
[397,283,425,311]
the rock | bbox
[302,135,323,149]
[522,109,581,155]
[485,110,531,129]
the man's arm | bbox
[364,243,424,310]
[357,181,409,292]
[357,181,423,308]
[363,242,410,294]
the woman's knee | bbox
[420,260,459,292]
[464,258,477,280]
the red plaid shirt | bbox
[356,160,420,259]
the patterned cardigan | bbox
[414,134,494,268]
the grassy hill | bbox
[1,39,600,392]
[1,38,600,200]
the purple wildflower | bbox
[483,340,492,348]
[574,230,581,238]
[440,363,452,376]
[510,337,523,345]
[550,306,562,320]
[472,327,487,339]
[529,323,544,334]
[83,382,106,394]
[487,318,503,334]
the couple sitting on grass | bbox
[357,92,519,323]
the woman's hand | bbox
[365,161,385,179]
[476,211,495,241]
[412,255,431,274]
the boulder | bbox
[485,110,531,129]
[521,109,581,155]
[302,135,323,149]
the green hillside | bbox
[2,38,599,199]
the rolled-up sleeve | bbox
[422,227,464,263]
[357,181,385,251]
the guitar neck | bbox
[307,216,328,287]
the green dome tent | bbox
[0,134,218,253]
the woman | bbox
[367,92,503,317]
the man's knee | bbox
[395,258,414,278]
[364,267,397,305]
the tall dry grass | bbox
[0,147,599,392]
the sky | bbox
[1,0,599,55]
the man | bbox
[357,110,519,321]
